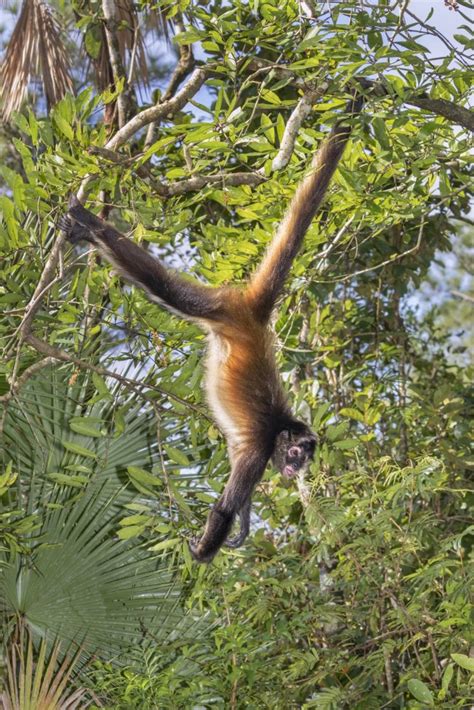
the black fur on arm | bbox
[190,446,270,563]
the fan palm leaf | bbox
[2,624,92,709]
[2,365,207,514]
[1,366,210,668]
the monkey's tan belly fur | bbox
[205,317,286,451]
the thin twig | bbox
[145,17,195,148]
[314,214,356,271]
[451,290,474,303]
[25,333,210,420]
[315,217,425,283]
[17,231,67,341]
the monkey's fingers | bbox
[189,536,215,564]
[224,530,248,549]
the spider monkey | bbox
[59,94,362,563]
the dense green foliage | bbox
[0,0,472,707]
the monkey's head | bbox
[272,423,316,479]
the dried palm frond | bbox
[97,0,149,88]
[2,623,93,710]
[0,0,74,121]
[145,4,172,43]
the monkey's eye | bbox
[288,446,300,458]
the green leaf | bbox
[69,417,104,438]
[339,407,365,423]
[53,114,74,140]
[441,663,454,691]
[62,441,97,459]
[47,473,88,488]
[333,439,359,450]
[451,653,474,672]
[127,465,161,487]
[262,90,280,105]
[164,445,190,467]
[373,117,390,150]
[116,524,146,539]
[407,679,434,706]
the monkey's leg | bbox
[225,497,251,549]
[62,196,223,320]
[58,215,95,244]
[189,505,235,564]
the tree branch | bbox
[145,17,195,148]
[25,334,209,419]
[18,231,67,341]
[102,0,132,127]
[451,290,474,303]
[244,59,474,132]
[271,85,327,171]
[0,357,57,404]
[106,66,209,151]
[405,95,474,132]
[155,170,265,197]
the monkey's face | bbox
[273,428,316,479]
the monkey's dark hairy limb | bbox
[61,93,362,563]
[189,449,269,562]
[225,497,252,549]
[65,196,223,321]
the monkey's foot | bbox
[58,214,95,245]
[57,214,73,236]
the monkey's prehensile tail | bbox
[247,93,364,322]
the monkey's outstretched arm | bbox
[189,448,269,563]
[61,196,223,320]
[246,94,363,322]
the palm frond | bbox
[2,624,92,709]
[94,0,148,92]
[2,364,207,513]
[0,486,208,664]
[0,0,73,120]
[1,366,210,667]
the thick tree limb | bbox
[156,171,265,197]
[405,95,474,133]
[88,146,265,196]
[245,58,474,132]
[271,85,327,171]
[106,66,209,151]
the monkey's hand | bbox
[189,536,219,564]
[224,530,247,548]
